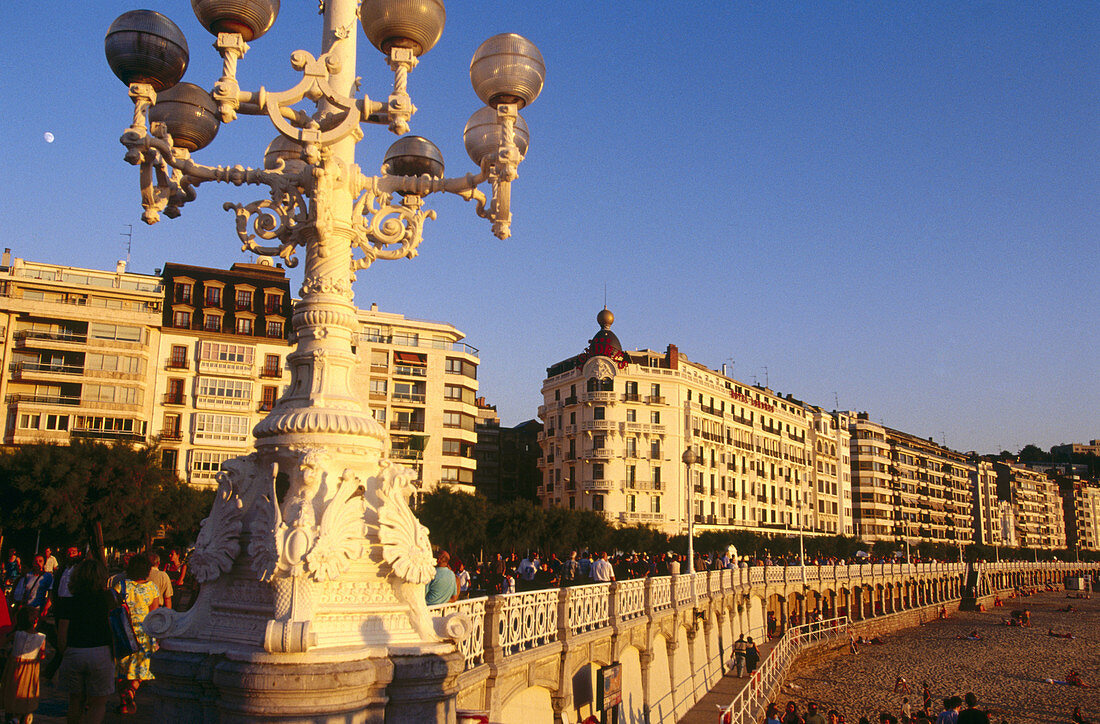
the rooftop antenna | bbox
[941,432,947,447]
[120,224,133,264]
[602,283,607,310]
[833,392,840,411]
[762,366,769,388]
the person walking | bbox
[744,637,760,674]
[733,634,748,676]
[1,607,46,724]
[591,552,615,583]
[57,558,115,724]
[111,553,160,715]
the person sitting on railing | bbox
[424,551,459,605]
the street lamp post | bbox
[683,447,697,574]
[105,2,543,720]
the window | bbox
[264,292,282,314]
[593,407,605,420]
[174,282,192,304]
[650,440,661,459]
[191,450,234,479]
[169,345,188,368]
[628,494,636,513]
[650,411,660,424]
[204,285,222,306]
[194,413,251,442]
[393,331,419,346]
[235,317,253,335]
[266,320,284,338]
[592,462,604,479]
[204,313,222,332]
[370,407,386,423]
[626,409,636,422]
[651,496,661,513]
[89,324,142,342]
[653,467,661,488]
[18,414,40,429]
[161,449,178,471]
[369,379,387,397]
[627,465,636,485]
[260,386,278,411]
[370,350,388,369]
[197,377,251,402]
[83,385,141,405]
[162,414,181,438]
[592,434,605,450]
[650,383,661,397]
[262,354,281,377]
[235,289,253,310]
[568,496,575,510]
[441,466,474,485]
[45,414,68,431]
[200,341,254,364]
[166,378,185,405]
[626,438,637,457]
[445,357,476,378]
[86,354,142,374]
[443,384,473,404]
[442,439,470,457]
[173,310,191,328]
[592,494,604,512]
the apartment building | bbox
[535,309,850,536]
[848,416,974,546]
[970,458,1003,546]
[153,261,293,487]
[0,251,163,447]
[994,461,1066,550]
[351,305,479,495]
[1051,440,1100,458]
[1064,481,1100,552]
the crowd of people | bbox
[758,691,1007,724]
[1,544,191,722]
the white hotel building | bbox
[536,310,852,537]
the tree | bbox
[0,440,210,549]
[416,487,490,557]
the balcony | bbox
[14,330,87,346]
[584,479,614,491]
[198,359,252,377]
[646,395,666,404]
[563,396,578,405]
[260,365,282,379]
[5,393,81,406]
[71,428,145,442]
[160,430,183,442]
[391,421,425,433]
[585,449,613,460]
[163,393,185,405]
[622,392,640,402]
[392,391,426,403]
[581,420,617,432]
[10,361,83,378]
[166,357,189,370]
[581,391,616,403]
[390,448,423,461]
[195,395,252,411]
[694,484,705,494]
[393,365,427,378]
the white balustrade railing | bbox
[567,582,612,635]
[650,576,672,611]
[435,561,1096,674]
[497,589,558,655]
[428,596,487,671]
[719,616,850,724]
[617,578,646,622]
[674,575,693,606]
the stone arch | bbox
[766,592,786,636]
[617,645,647,724]
[645,632,674,723]
[498,686,555,724]
[746,594,767,643]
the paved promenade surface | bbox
[680,637,779,724]
[31,678,154,723]
[785,591,1098,724]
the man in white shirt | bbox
[591,552,615,583]
[42,547,59,574]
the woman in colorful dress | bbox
[110,553,159,715]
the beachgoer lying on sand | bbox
[1047,629,1076,639]
[1065,670,1090,687]
[1057,605,1077,612]
[955,630,981,640]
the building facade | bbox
[994,461,1066,550]
[1064,481,1100,552]
[848,416,975,547]
[154,261,293,487]
[535,310,851,536]
[351,305,480,496]
[0,251,164,447]
[970,458,1002,546]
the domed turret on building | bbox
[588,308,621,358]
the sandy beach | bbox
[783,591,1099,723]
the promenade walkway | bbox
[680,637,778,724]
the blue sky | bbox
[1,2,1096,454]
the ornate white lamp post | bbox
[105,1,543,720]
[683,447,697,574]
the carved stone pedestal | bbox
[153,649,394,723]
[384,648,465,723]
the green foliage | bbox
[0,440,210,548]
